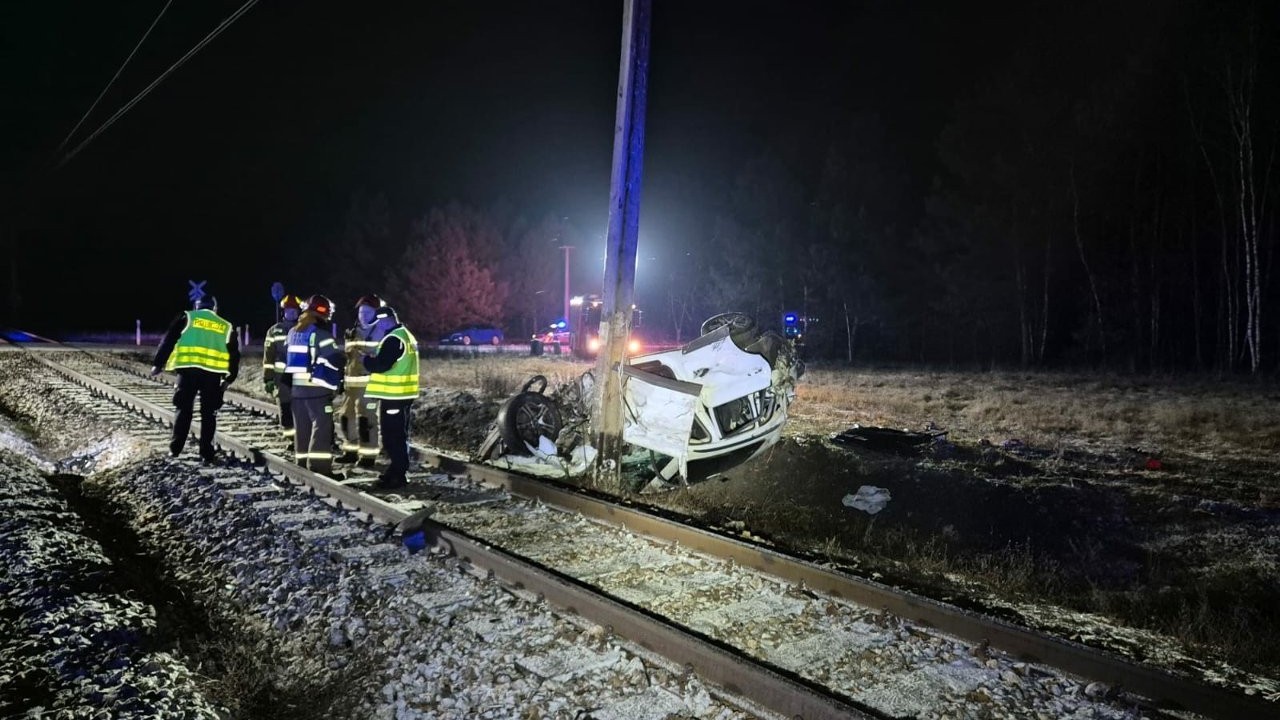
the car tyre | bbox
[462,335,472,346]
[497,383,563,455]
[700,312,759,348]
[490,335,501,346]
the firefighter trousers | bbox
[292,394,335,475]
[275,380,294,438]
[337,383,379,460]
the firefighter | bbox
[151,294,240,464]
[262,294,301,440]
[362,305,419,490]
[337,295,383,466]
[284,294,345,478]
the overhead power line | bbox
[54,0,175,157]
[57,0,261,170]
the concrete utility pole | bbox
[593,0,652,489]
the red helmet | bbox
[353,294,384,311]
[303,294,333,319]
[279,294,301,311]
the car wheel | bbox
[490,335,501,346]
[700,312,759,347]
[462,335,472,346]
[497,392,563,455]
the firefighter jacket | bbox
[154,309,240,379]
[262,320,291,383]
[363,326,420,400]
[284,311,344,397]
[343,327,377,388]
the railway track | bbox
[8,343,1275,719]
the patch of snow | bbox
[591,686,689,720]
[516,645,623,682]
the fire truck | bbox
[536,295,643,357]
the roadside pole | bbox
[593,0,651,490]
[559,244,573,338]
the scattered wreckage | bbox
[477,313,804,490]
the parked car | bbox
[440,324,504,346]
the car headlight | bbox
[628,339,640,353]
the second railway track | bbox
[13,344,1276,720]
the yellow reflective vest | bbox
[365,326,420,400]
[166,309,233,374]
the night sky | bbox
[1,0,1016,332]
[4,0,1271,370]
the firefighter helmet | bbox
[279,294,302,311]
[303,294,333,319]
[353,294,384,311]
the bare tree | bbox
[1223,21,1271,373]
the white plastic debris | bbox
[843,485,892,515]
[535,435,558,458]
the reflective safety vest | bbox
[285,325,342,390]
[166,309,233,374]
[366,326,420,400]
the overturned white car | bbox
[479,313,804,489]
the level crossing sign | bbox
[187,280,207,305]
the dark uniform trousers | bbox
[171,368,224,458]
[379,399,413,483]
[292,394,336,475]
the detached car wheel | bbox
[496,375,563,455]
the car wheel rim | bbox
[515,399,557,445]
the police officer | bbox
[262,294,301,440]
[283,294,345,478]
[337,295,383,466]
[151,294,240,463]
[362,305,419,490]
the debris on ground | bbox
[842,485,893,515]
[830,425,945,455]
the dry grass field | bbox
[791,364,1280,463]
[422,353,1280,465]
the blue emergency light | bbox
[783,312,802,340]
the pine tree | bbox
[391,204,507,338]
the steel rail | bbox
[25,348,880,720]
